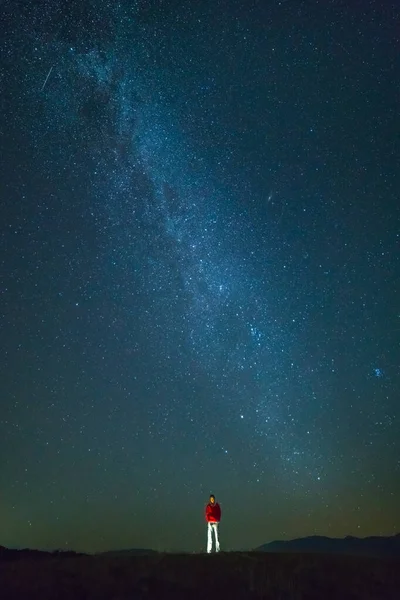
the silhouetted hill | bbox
[1,543,400,599]
[257,533,400,557]
[0,548,399,599]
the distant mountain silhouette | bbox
[97,548,159,557]
[0,545,157,560]
[0,546,82,561]
[256,533,400,557]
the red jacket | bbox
[205,502,221,523]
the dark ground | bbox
[1,550,399,599]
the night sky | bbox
[1,0,399,553]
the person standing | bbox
[205,493,221,553]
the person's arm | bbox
[205,504,210,521]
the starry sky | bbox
[1,0,399,553]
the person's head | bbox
[209,494,215,504]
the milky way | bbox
[35,14,297,449]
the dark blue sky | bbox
[1,0,399,552]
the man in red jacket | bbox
[205,493,221,553]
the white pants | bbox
[207,522,220,553]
